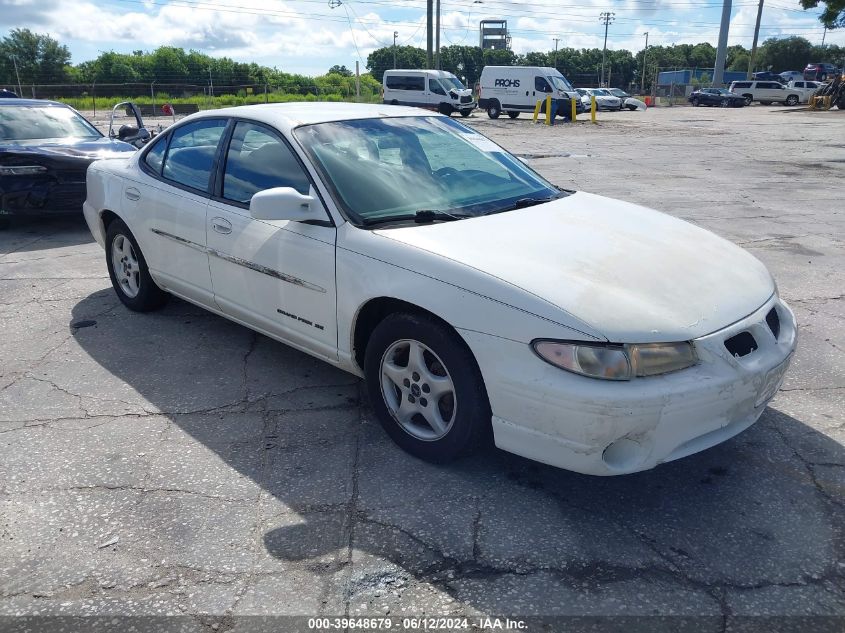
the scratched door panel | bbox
[206,200,338,360]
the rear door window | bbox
[386,75,425,91]
[162,119,227,193]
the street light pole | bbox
[641,32,648,93]
[599,12,615,87]
[393,31,398,69]
[553,38,560,69]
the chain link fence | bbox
[0,82,383,116]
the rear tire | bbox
[486,100,501,119]
[364,312,491,463]
[507,111,519,119]
[105,218,169,312]
[692,98,700,107]
[743,94,753,106]
[785,95,799,106]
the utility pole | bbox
[821,26,827,47]
[712,0,732,86]
[10,54,23,95]
[746,0,764,79]
[436,0,441,69]
[553,38,560,69]
[599,12,615,87]
[208,67,214,97]
[641,32,649,93]
[393,31,398,69]
[426,0,433,67]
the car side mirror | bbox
[249,186,322,222]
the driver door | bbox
[206,120,338,360]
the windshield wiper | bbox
[484,195,560,216]
[362,209,470,228]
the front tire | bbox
[486,100,501,119]
[692,98,700,107]
[460,109,471,118]
[364,312,491,463]
[507,111,520,119]
[105,218,169,312]
[720,99,730,107]
[785,95,799,106]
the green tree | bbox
[328,64,353,77]
[366,46,426,82]
[800,0,845,28]
[0,28,72,84]
[756,36,814,71]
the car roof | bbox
[0,98,69,107]
[176,102,440,133]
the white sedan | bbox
[83,103,796,475]
[578,88,623,111]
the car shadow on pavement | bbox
[67,292,845,621]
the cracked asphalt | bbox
[1,105,844,632]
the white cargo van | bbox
[478,66,584,119]
[382,69,476,117]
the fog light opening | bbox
[602,437,648,472]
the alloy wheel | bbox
[111,234,141,298]
[379,339,457,441]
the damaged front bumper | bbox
[460,294,796,475]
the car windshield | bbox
[716,89,734,96]
[0,105,101,141]
[549,75,574,91]
[440,76,466,91]
[295,116,562,227]
[592,89,611,96]
[609,89,627,97]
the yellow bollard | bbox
[571,97,577,121]
[532,99,542,123]
[545,95,552,125]
[591,96,597,123]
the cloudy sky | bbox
[0,0,839,75]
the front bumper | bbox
[0,179,86,217]
[460,295,796,475]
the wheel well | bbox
[352,297,451,371]
[100,209,119,235]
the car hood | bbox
[375,192,774,343]
[0,137,137,160]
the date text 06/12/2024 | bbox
[307,617,527,630]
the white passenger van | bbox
[382,69,476,117]
[478,66,584,119]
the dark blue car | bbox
[0,99,138,229]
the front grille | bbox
[725,331,757,358]
[460,96,472,104]
[766,308,780,340]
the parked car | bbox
[688,88,746,108]
[0,89,19,98]
[0,99,141,229]
[779,71,804,83]
[752,71,784,83]
[606,88,647,110]
[383,69,475,117]
[478,66,583,119]
[578,88,622,111]
[82,103,796,476]
[786,80,823,103]
[803,63,841,82]
[727,81,802,106]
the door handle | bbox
[125,187,140,201]
[211,217,232,235]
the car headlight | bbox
[532,340,697,380]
